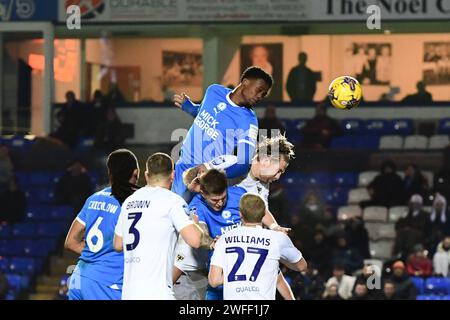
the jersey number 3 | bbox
[226,247,268,282]
[126,212,142,251]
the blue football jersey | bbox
[73,187,124,287]
[179,84,258,166]
[189,186,247,240]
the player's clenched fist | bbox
[173,92,189,108]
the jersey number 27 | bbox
[226,247,268,282]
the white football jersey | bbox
[115,186,193,300]
[210,225,302,300]
[237,174,270,208]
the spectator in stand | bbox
[0,176,26,224]
[293,263,325,300]
[350,280,370,300]
[406,244,433,277]
[345,216,371,260]
[389,260,417,300]
[324,264,356,300]
[54,159,94,214]
[258,105,286,137]
[299,190,327,229]
[0,145,13,193]
[286,52,319,104]
[0,271,8,300]
[402,164,429,203]
[434,154,450,201]
[353,263,383,300]
[54,275,69,300]
[306,228,332,276]
[396,194,432,242]
[94,101,125,152]
[331,235,364,274]
[50,91,86,148]
[401,81,433,105]
[360,160,404,208]
[301,103,342,149]
[381,279,397,300]
[87,90,108,137]
[433,236,450,277]
[322,283,343,300]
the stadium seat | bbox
[0,224,12,239]
[366,222,395,241]
[337,206,362,220]
[370,240,394,260]
[354,135,380,150]
[49,206,74,221]
[365,119,390,135]
[363,207,388,222]
[425,277,450,295]
[5,274,30,293]
[379,135,403,149]
[358,171,378,187]
[403,135,428,149]
[428,135,450,149]
[306,172,332,187]
[36,222,67,238]
[15,171,29,188]
[389,206,408,222]
[29,172,53,186]
[333,172,358,188]
[77,137,95,149]
[411,277,425,295]
[325,187,349,206]
[389,119,414,136]
[8,257,38,275]
[365,222,381,241]
[416,295,441,300]
[441,295,450,300]
[341,119,365,135]
[348,188,370,204]
[438,118,450,135]
[25,206,52,222]
[0,257,9,272]
[330,136,355,149]
[24,240,55,258]
[12,223,37,238]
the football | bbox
[328,76,362,110]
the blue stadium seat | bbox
[24,240,55,257]
[330,136,356,149]
[29,172,53,186]
[0,224,12,239]
[15,171,29,188]
[307,173,332,187]
[8,257,38,274]
[280,172,308,187]
[411,277,425,295]
[389,119,414,136]
[325,187,349,206]
[5,291,16,300]
[25,205,52,221]
[416,295,441,300]
[333,172,358,188]
[11,223,37,238]
[1,136,35,150]
[76,137,95,149]
[49,206,74,221]
[354,135,380,150]
[425,277,450,295]
[3,240,29,256]
[438,118,450,135]
[0,257,9,272]
[441,295,450,300]
[365,119,390,135]
[341,119,365,135]
[5,274,30,292]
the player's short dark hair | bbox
[199,169,227,195]
[256,133,295,163]
[107,149,139,205]
[239,193,266,223]
[146,152,173,177]
[241,66,273,88]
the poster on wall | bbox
[423,42,450,85]
[343,43,392,86]
[240,43,283,101]
[161,51,203,95]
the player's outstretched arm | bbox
[262,209,291,234]
[64,219,86,255]
[208,265,224,288]
[281,257,308,273]
[276,272,295,300]
[173,92,200,117]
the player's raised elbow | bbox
[296,257,307,272]
[208,266,223,288]
[180,224,202,249]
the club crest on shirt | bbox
[222,210,231,220]
[182,204,191,216]
[214,102,227,115]
[257,186,262,194]
[189,206,197,216]
[176,254,185,262]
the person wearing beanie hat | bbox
[390,260,417,300]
